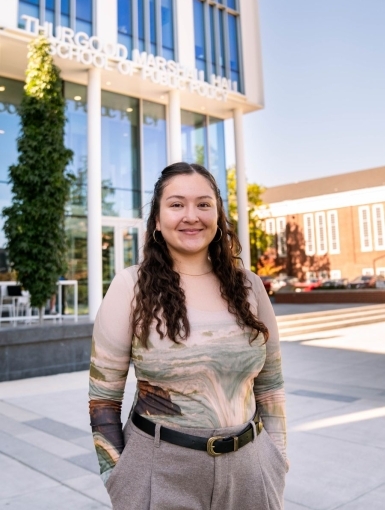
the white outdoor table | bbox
[0,280,78,324]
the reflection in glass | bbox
[0,78,23,184]
[45,0,55,23]
[209,5,217,76]
[65,216,88,313]
[194,0,206,78]
[102,226,115,296]
[18,0,39,28]
[118,0,133,55]
[138,0,145,52]
[61,0,70,27]
[218,8,226,77]
[64,83,88,217]
[123,227,139,268]
[76,0,93,35]
[142,101,167,211]
[149,0,156,54]
[101,91,141,218]
[209,117,227,210]
[181,111,207,167]
[63,82,88,312]
[161,0,174,60]
[228,13,240,85]
[0,77,23,276]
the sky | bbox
[225,0,385,188]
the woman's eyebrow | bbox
[165,194,214,201]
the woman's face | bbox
[156,173,218,259]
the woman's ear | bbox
[155,217,160,231]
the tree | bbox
[2,36,74,321]
[227,168,271,272]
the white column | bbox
[168,89,182,163]
[87,68,102,321]
[233,107,251,269]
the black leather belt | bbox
[131,411,263,457]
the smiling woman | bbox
[155,172,218,261]
[89,162,288,510]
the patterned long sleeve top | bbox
[89,265,287,484]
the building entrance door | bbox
[101,218,143,296]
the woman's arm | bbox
[89,268,136,484]
[250,273,288,466]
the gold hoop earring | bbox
[213,227,222,243]
[152,229,163,245]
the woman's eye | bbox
[198,202,211,208]
[171,203,183,208]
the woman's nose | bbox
[182,207,199,223]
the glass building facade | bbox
[193,0,243,91]
[118,0,175,59]
[0,75,226,311]
[19,0,94,34]
[0,0,264,316]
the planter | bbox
[0,322,93,381]
[274,289,385,304]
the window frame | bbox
[303,213,315,256]
[372,203,385,251]
[192,0,243,92]
[118,0,177,60]
[276,216,286,257]
[315,211,327,255]
[18,0,95,32]
[358,206,373,252]
[326,210,340,255]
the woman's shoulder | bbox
[113,265,139,292]
[119,264,140,287]
[243,268,263,288]
[242,269,265,303]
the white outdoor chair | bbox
[0,285,19,325]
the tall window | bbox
[372,204,385,251]
[18,0,94,35]
[118,0,133,56]
[193,0,243,92]
[181,110,227,206]
[265,218,275,236]
[303,213,315,255]
[0,77,24,276]
[64,82,88,312]
[19,0,39,23]
[76,0,93,35]
[358,206,372,252]
[327,210,340,254]
[276,217,286,256]
[118,0,175,59]
[101,92,141,219]
[142,101,167,208]
[315,212,327,255]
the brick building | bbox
[259,167,385,281]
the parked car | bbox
[347,275,385,289]
[293,278,323,292]
[315,279,348,290]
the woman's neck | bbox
[171,251,212,276]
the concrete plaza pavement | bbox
[0,320,384,509]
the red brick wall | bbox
[267,201,385,281]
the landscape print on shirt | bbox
[131,308,268,428]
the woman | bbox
[89,162,288,510]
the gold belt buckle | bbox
[254,413,264,435]
[207,435,225,457]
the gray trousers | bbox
[106,417,287,510]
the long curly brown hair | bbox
[132,162,269,346]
